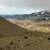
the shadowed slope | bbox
[0,17,33,37]
[0,17,48,38]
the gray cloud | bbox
[0,0,50,14]
[0,0,50,9]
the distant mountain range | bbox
[1,11,50,20]
[31,11,50,17]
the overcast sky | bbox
[0,0,50,14]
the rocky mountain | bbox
[31,11,50,17]
[1,11,50,20]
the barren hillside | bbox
[7,18,50,33]
[0,17,33,37]
[0,17,49,50]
